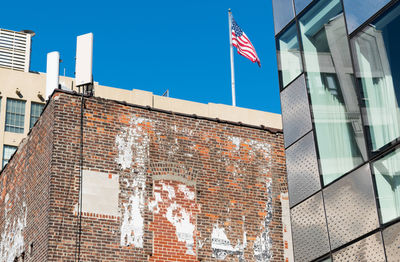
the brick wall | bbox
[0,99,54,261]
[0,91,289,261]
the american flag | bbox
[231,17,261,67]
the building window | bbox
[30,102,44,129]
[351,2,400,153]
[373,147,400,224]
[272,0,295,34]
[2,145,17,168]
[294,0,312,15]
[343,0,390,33]
[277,22,303,88]
[298,0,367,185]
[5,99,25,133]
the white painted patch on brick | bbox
[0,199,27,262]
[281,192,294,262]
[161,183,175,200]
[116,116,152,248]
[178,184,195,200]
[166,202,195,255]
[211,225,234,259]
[211,224,247,261]
[229,136,241,150]
[148,192,162,214]
[115,117,150,171]
[253,178,273,262]
[120,189,145,248]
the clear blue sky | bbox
[2,0,280,113]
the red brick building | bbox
[0,90,290,261]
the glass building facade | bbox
[272,0,400,261]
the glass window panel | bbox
[277,23,303,88]
[373,148,400,223]
[2,145,17,168]
[343,0,390,33]
[298,0,367,185]
[351,2,400,152]
[294,0,313,15]
[30,102,44,129]
[5,99,25,134]
[272,0,295,34]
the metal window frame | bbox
[5,98,26,133]
[29,102,44,129]
[274,0,400,261]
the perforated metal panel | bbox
[332,232,385,261]
[281,74,312,148]
[286,132,321,207]
[324,164,379,250]
[291,192,330,261]
[383,221,400,262]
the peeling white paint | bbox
[281,192,294,262]
[120,189,145,248]
[226,136,272,177]
[148,192,162,214]
[178,184,195,200]
[253,178,273,262]
[211,224,247,261]
[166,202,195,255]
[212,225,234,259]
[116,116,152,248]
[161,183,175,200]
[229,136,241,150]
[115,117,150,172]
[0,201,27,262]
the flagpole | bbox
[228,8,236,107]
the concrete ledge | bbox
[153,95,209,116]
[98,86,282,130]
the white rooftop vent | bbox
[0,29,32,72]
[75,33,93,87]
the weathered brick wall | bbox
[0,99,54,261]
[0,90,289,261]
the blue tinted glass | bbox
[272,0,295,34]
[351,2,400,152]
[277,23,303,87]
[343,0,390,33]
[294,0,312,14]
[299,0,367,185]
[373,148,400,223]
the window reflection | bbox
[299,0,367,185]
[272,0,295,34]
[294,0,312,15]
[277,23,303,88]
[351,2,400,152]
[343,0,390,33]
[373,148,400,223]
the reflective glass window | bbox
[294,0,312,15]
[343,0,390,33]
[298,0,367,185]
[2,145,17,168]
[351,2,400,152]
[5,99,25,133]
[272,0,295,34]
[373,147,400,223]
[30,102,44,129]
[277,23,303,88]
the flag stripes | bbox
[231,17,261,67]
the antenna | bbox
[162,89,169,97]
[45,51,60,99]
[75,33,93,94]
